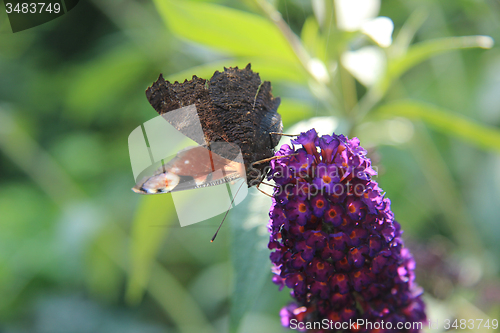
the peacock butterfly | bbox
[132,64,282,194]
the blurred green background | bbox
[1,0,500,332]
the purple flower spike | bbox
[267,129,426,332]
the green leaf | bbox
[408,127,484,254]
[167,58,307,85]
[229,188,272,333]
[152,0,297,63]
[279,99,315,128]
[105,221,216,333]
[125,194,176,304]
[379,35,494,94]
[390,8,429,58]
[374,100,500,153]
[355,35,493,121]
[86,227,124,302]
[244,58,307,84]
[148,263,215,333]
[300,16,326,62]
[65,45,149,121]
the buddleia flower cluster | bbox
[267,129,426,332]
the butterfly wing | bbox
[132,145,245,194]
[254,82,283,152]
[145,75,229,146]
[207,64,282,173]
[143,64,282,187]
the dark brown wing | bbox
[207,64,282,171]
[145,64,282,185]
[145,74,229,146]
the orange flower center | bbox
[348,203,356,213]
[298,203,307,213]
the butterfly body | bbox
[133,64,282,194]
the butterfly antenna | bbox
[253,81,264,109]
[211,180,246,242]
[269,132,298,137]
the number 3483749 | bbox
[444,319,498,330]
[5,3,61,14]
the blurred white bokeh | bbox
[335,0,380,31]
[341,46,386,86]
[335,0,394,86]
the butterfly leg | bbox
[256,184,273,197]
[259,181,279,188]
[256,179,276,198]
[252,166,274,197]
[251,153,298,166]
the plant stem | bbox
[253,0,340,113]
